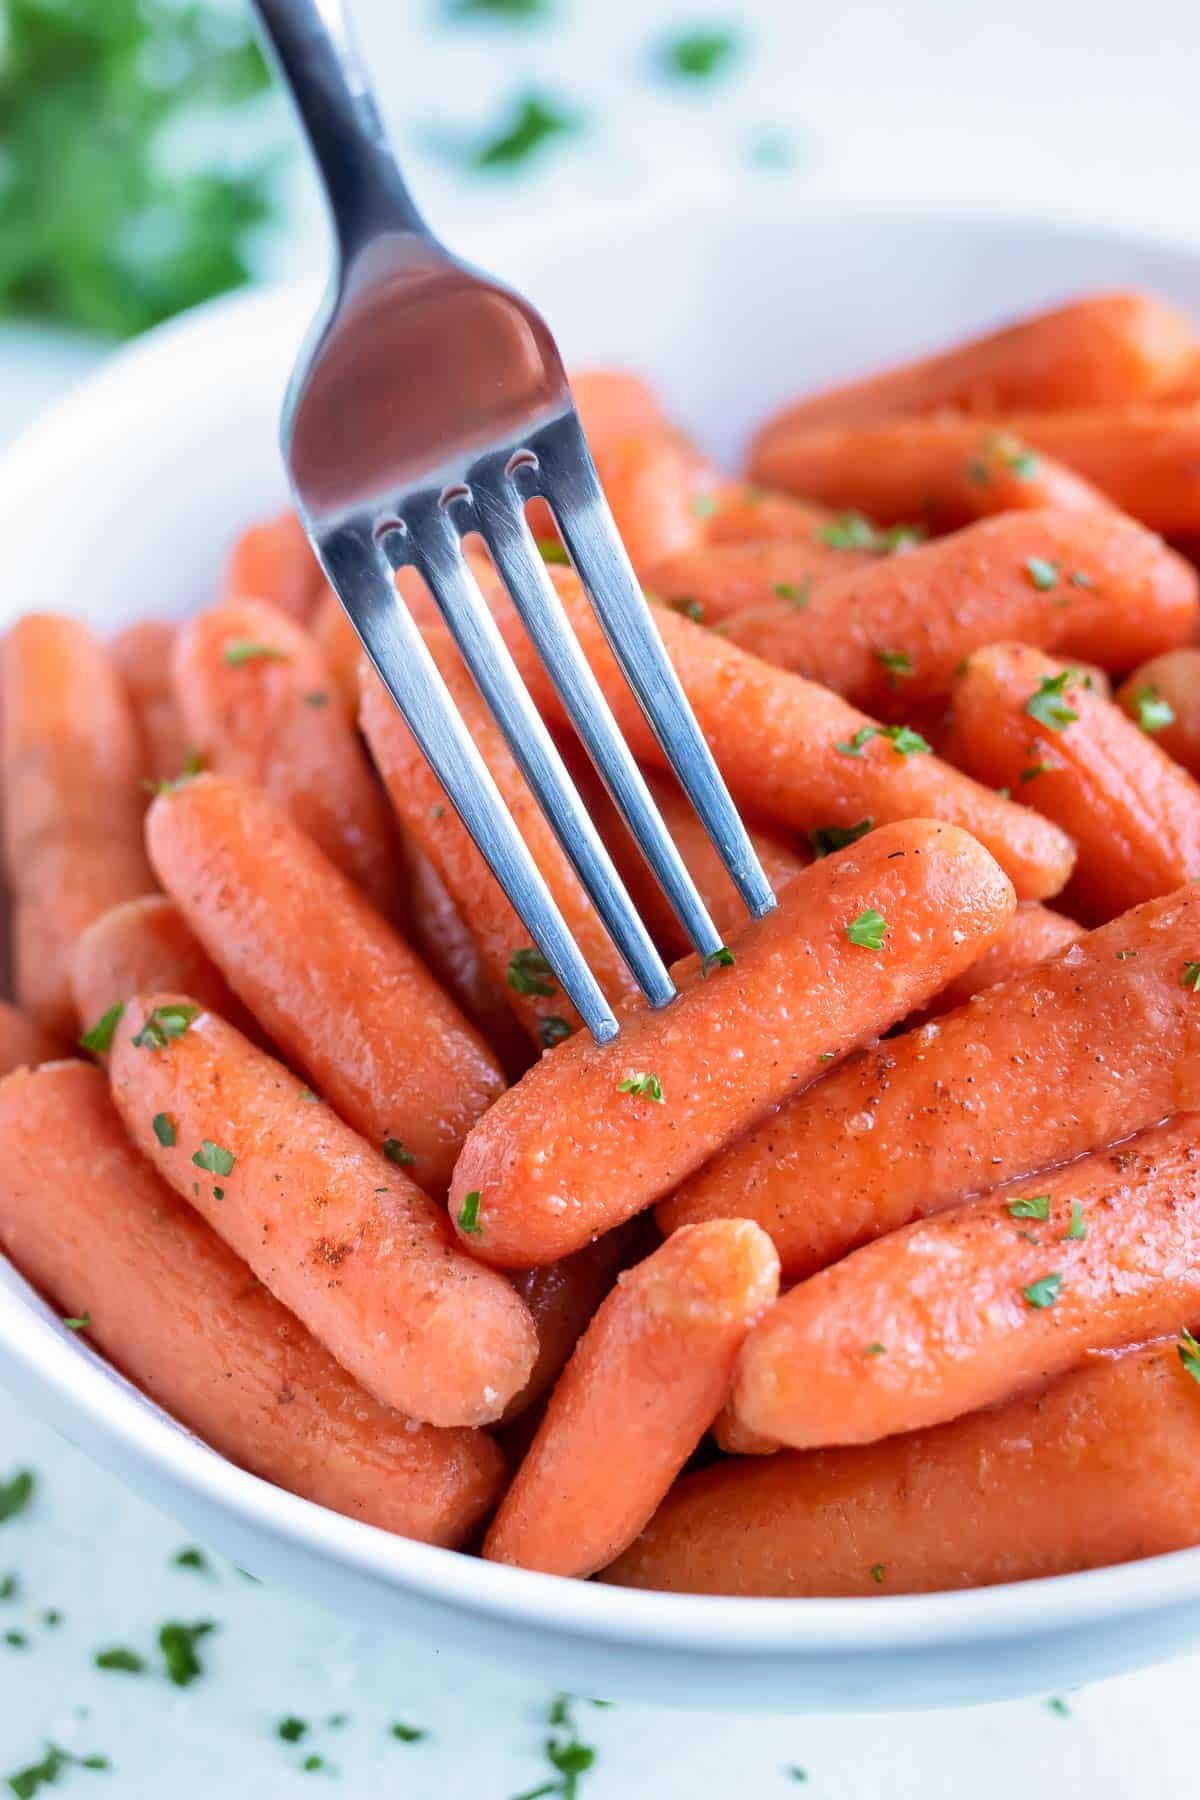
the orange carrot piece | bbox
[69,895,258,1049]
[484,1220,779,1575]
[945,642,1200,920]
[645,539,877,628]
[570,369,668,447]
[719,510,1198,712]
[986,405,1200,536]
[919,900,1084,1016]
[590,433,714,574]
[0,1000,61,1076]
[450,818,1015,1268]
[171,597,403,919]
[731,1114,1200,1450]
[0,1061,502,1543]
[493,569,1075,901]
[751,292,1200,447]
[110,996,535,1426]
[360,624,641,1043]
[702,484,836,547]
[504,1221,643,1423]
[1117,647,1200,775]
[602,1340,1200,1595]
[310,586,361,719]
[146,774,503,1196]
[221,509,325,624]
[110,621,191,787]
[658,881,1200,1279]
[1,615,154,1036]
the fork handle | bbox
[249,0,427,255]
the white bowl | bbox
[4,201,1200,1713]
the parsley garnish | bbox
[472,92,579,170]
[1183,962,1200,992]
[5,1631,28,1649]
[277,1718,308,1743]
[304,690,329,708]
[772,579,812,610]
[458,1191,483,1236]
[152,1112,177,1148]
[1131,685,1175,734]
[536,537,570,565]
[659,28,740,79]
[864,1342,885,1356]
[1024,669,1078,731]
[192,1141,235,1177]
[1022,1272,1063,1309]
[702,946,735,974]
[7,1743,110,1800]
[618,1072,664,1102]
[869,1563,886,1583]
[62,1315,90,1332]
[1025,557,1060,592]
[159,1619,215,1686]
[132,1003,198,1050]
[79,1003,124,1055]
[301,1755,331,1774]
[389,1723,427,1743]
[835,726,878,757]
[1007,1195,1050,1220]
[809,818,873,858]
[508,947,557,996]
[690,494,719,518]
[0,1575,16,1600]
[1064,1201,1086,1241]
[0,1470,35,1525]
[538,1016,572,1048]
[666,596,704,623]
[382,1138,416,1167]
[1070,569,1096,589]
[1178,1328,1200,1383]
[846,909,889,950]
[448,0,550,19]
[172,1547,210,1574]
[1020,758,1054,783]
[95,1646,145,1674]
[223,640,289,667]
[874,649,913,687]
[817,513,923,554]
[1046,1696,1071,1717]
[833,723,929,759]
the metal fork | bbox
[250,0,776,1043]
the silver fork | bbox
[251,0,776,1043]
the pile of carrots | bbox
[7,288,1200,1597]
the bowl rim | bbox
[4,194,1200,1657]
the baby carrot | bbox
[310,587,361,719]
[109,996,536,1426]
[602,1340,1200,1595]
[221,509,325,623]
[450,817,1015,1268]
[360,624,641,1044]
[658,880,1200,1279]
[504,1221,644,1423]
[719,510,1197,712]
[731,1114,1200,1449]
[590,433,713,574]
[748,420,1108,531]
[146,774,504,1196]
[919,900,1084,1016]
[988,405,1200,536]
[645,538,878,628]
[484,1220,780,1576]
[570,369,668,447]
[171,597,403,919]
[0,1000,62,1076]
[1117,648,1200,776]
[69,895,258,1050]
[751,292,1199,445]
[495,569,1075,901]
[0,1062,503,1544]
[701,484,836,547]
[945,642,1200,920]
[110,621,191,787]
[1,614,155,1037]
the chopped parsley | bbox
[702,946,735,974]
[508,947,557,996]
[979,435,1039,480]
[1046,1696,1071,1717]
[0,1575,16,1600]
[152,1112,177,1148]
[835,726,878,757]
[131,1003,198,1050]
[538,1016,572,1048]
[1131,685,1175,734]
[834,723,930,759]
[874,648,913,687]
[7,1744,110,1799]
[192,1141,235,1177]
[864,1342,886,1357]
[62,1315,90,1332]
[95,1646,146,1674]
[172,1547,210,1574]
[79,1003,124,1055]
[869,1563,886,1583]
[659,28,740,79]
[458,1191,483,1236]
[389,1722,427,1743]
[447,0,551,15]
[1020,758,1055,783]
[5,1631,28,1649]
[299,1088,320,1102]
[817,512,924,554]
[1064,1201,1087,1242]
[1022,1272,1063,1310]
[690,494,719,518]
[809,818,873,859]
[304,690,329,708]
[1070,569,1096,589]
[618,1072,664,1102]
[277,1718,308,1743]
[1024,557,1060,592]
[301,1754,331,1774]
[159,1618,215,1686]
[666,596,704,622]
[1007,1195,1050,1220]
[772,579,811,610]
[472,92,579,170]
[846,909,889,950]
[536,536,570,566]
[382,1138,416,1167]
[1183,962,1200,992]
[1024,669,1079,731]
[1178,1327,1200,1383]
[223,639,289,667]
[0,1470,35,1525]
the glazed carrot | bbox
[590,433,713,574]
[984,405,1200,536]
[602,1340,1200,1595]
[494,569,1075,901]
[451,818,1016,1268]
[718,510,1198,712]
[751,292,1199,447]
[1,615,155,1037]
[171,597,403,919]
[360,625,641,1044]
[570,369,668,447]
[146,775,503,1196]
[0,1062,502,1544]
[1117,648,1200,776]
[658,881,1200,1279]
[221,509,324,624]
[110,621,191,787]
[945,642,1200,920]
[645,538,878,628]
[310,586,361,719]
[0,1000,61,1076]
[919,900,1084,1016]
[484,1220,780,1576]
[69,895,258,1049]
[110,996,536,1426]
[750,420,1110,532]
[504,1221,644,1423]
[701,484,835,547]
[731,1114,1200,1450]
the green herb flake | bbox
[303,690,329,708]
[786,1770,809,1784]
[1046,1696,1071,1717]
[223,640,289,667]
[62,1315,90,1332]
[41,1610,61,1628]
[382,1138,416,1167]
[79,1003,124,1055]
[835,726,878,757]
[818,512,924,554]
[472,92,579,171]
[131,1003,199,1050]
[1132,685,1176,734]
[152,1112,177,1148]
[1020,759,1055,783]
[702,946,736,974]
[1183,962,1200,992]
[1178,1327,1200,1383]
[874,648,913,687]
[299,1088,320,1103]
[538,1016,572,1049]
[659,28,740,80]
[690,494,719,518]
[158,1618,215,1687]
[0,1575,16,1601]
[507,947,557,997]
[809,818,873,859]
[1022,1272,1063,1310]
[458,1191,483,1236]
[95,1646,145,1674]
[618,1071,665,1103]
[5,1631,28,1649]
[172,1547,210,1574]
[1070,569,1097,589]
[846,908,889,950]
[0,1471,35,1525]
[536,536,570,566]
[277,1718,308,1744]
[447,0,551,17]
[772,579,812,609]
[864,1342,886,1356]
[1025,557,1060,592]
[8,1742,108,1799]
[389,1722,427,1743]
[192,1140,235,1177]
[1007,1195,1050,1221]
[1064,1201,1087,1242]
[882,724,932,757]
[1115,949,1138,960]
[301,1754,330,1774]
[1024,668,1079,732]
[869,1563,886,1583]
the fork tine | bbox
[319,529,622,1043]
[535,411,779,923]
[389,496,678,1009]
[472,479,730,961]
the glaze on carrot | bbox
[985,405,1200,536]
[221,509,325,624]
[919,900,1084,1016]
[645,538,877,628]
[69,894,258,1051]
[110,621,190,787]
[503,1220,645,1423]
[1117,648,1200,776]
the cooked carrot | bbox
[945,642,1200,920]
[731,1114,1200,1450]
[360,624,641,1044]
[494,569,1075,901]
[983,405,1200,536]
[590,433,713,574]
[919,900,1084,1016]
[109,996,535,1426]
[484,1219,780,1575]
[146,774,504,1196]
[504,1221,644,1422]
[69,895,258,1050]
[221,509,325,624]
[1,615,155,1037]
[751,292,1200,448]
[0,1000,61,1076]
[701,484,835,547]
[658,880,1200,1279]
[1117,647,1200,775]
[171,597,403,919]
[451,818,1015,1268]
[719,510,1198,712]
[645,538,878,628]
[310,586,361,719]
[110,621,191,787]
[0,1061,502,1544]
[602,1340,1200,1594]
[570,369,668,447]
